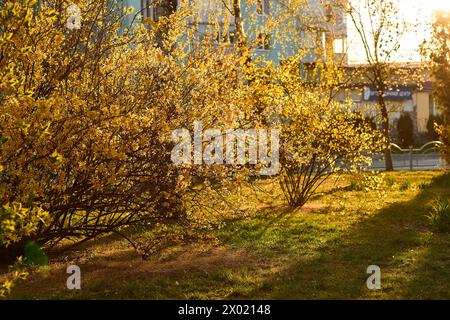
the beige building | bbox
[337,64,440,141]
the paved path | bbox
[370,154,449,171]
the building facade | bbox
[337,65,440,143]
[122,0,348,65]
[120,1,441,143]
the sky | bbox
[347,0,450,64]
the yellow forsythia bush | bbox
[0,0,243,260]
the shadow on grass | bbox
[9,173,450,299]
[397,173,450,299]
[242,172,450,299]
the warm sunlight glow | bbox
[428,0,450,12]
[348,0,447,64]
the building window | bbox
[257,33,271,50]
[257,0,270,15]
[335,10,345,25]
[429,94,436,116]
[333,38,345,54]
[216,29,236,44]
[155,0,177,20]
[141,0,177,21]
[324,4,345,24]
[141,0,152,19]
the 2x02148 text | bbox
[178,304,271,318]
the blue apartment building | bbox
[121,0,348,65]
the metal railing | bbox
[388,141,446,171]
[369,141,447,171]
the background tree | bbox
[347,0,421,171]
[397,112,415,147]
[428,11,450,163]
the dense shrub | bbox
[269,62,384,208]
[0,0,243,261]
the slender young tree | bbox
[347,0,420,171]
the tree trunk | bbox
[380,99,394,171]
[384,142,394,171]
[232,0,246,53]
[232,0,254,80]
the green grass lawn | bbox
[7,171,450,300]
